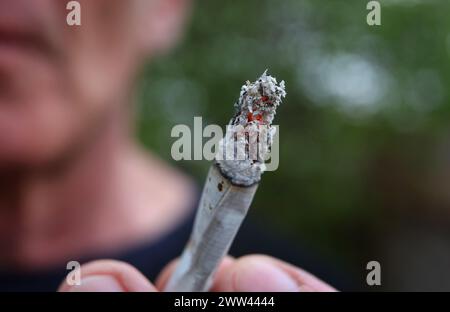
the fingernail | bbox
[69,275,125,292]
[234,259,299,292]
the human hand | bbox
[58,255,336,292]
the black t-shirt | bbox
[0,202,352,291]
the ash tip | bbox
[217,71,287,184]
[233,70,286,127]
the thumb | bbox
[58,260,157,292]
[211,255,337,292]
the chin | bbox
[0,104,78,170]
[0,132,61,170]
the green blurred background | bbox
[135,0,450,291]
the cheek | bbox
[0,101,79,167]
[63,0,140,108]
[66,49,136,112]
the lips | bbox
[0,19,58,61]
[0,1,57,60]
[0,28,40,50]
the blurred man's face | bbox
[0,0,187,168]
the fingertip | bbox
[155,258,179,290]
[212,255,336,292]
[257,255,337,292]
[58,259,157,292]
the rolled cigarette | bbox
[165,70,286,292]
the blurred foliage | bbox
[135,0,450,288]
